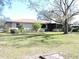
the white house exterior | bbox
[5,19,56,32]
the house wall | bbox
[11,23,16,28]
[5,22,16,28]
[6,22,63,32]
[23,23,33,30]
[5,22,33,32]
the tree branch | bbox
[43,13,62,23]
[67,0,75,10]
[68,11,79,20]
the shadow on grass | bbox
[8,41,62,48]
[21,32,63,39]
[0,32,63,37]
[0,32,62,38]
[0,32,64,48]
[0,32,63,42]
[9,38,63,48]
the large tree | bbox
[28,0,79,34]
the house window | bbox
[16,23,20,28]
[16,23,24,29]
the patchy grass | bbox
[0,32,79,59]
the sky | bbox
[2,0,79,22]
[3,0,37,19]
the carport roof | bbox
[6,19,56,24]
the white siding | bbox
[23,23,33,31]
[11,23,16,28]
[6,22,33,32]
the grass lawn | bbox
[0,32,79,59]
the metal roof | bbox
[6,19,56,24]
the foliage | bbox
[17,24,24,33]
[32,22,42,32]
[10,29,18,34]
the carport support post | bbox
[45,24,48,31]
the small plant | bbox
[17,24,24,33]
[10,29,18,34]
[32,22,42,32]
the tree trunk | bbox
[64,19,68,34]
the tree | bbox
[32,22,41,32]
[17,24,24,33]
[28,0,79,34]
[52,0,79,34]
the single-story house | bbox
[5,19,62,32]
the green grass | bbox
[0,32,79,59]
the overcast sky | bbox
[3,0,79,21]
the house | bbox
[5,19,62,32]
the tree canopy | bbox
[28,0,79,34]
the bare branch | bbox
[67,0,75,10]
[28,0,39,12]
[43,13,62,23]
[68,12,79,20]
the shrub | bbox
[17,24,24,33]
[32,22,42,32]
[10,29,18,34]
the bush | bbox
[10,29,18,34]
[17,24,24,33]
[32,22,42,32]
